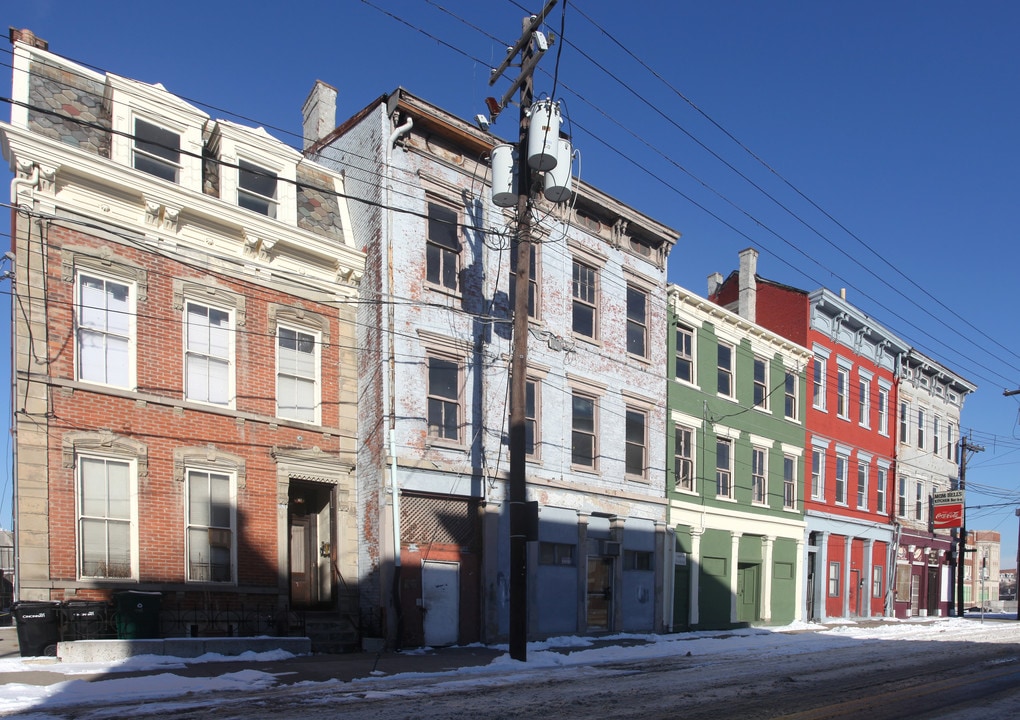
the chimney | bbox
[707,272,723,298]
[738,247,758,322]
[301,80,338,151]
[9,27,48,50]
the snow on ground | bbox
[1,615,1018,717]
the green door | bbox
[737,563,761,624]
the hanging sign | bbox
[933,490,964,529]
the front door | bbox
[422,560,459,646]
[850,569,861,616]
[290,517,314,607]
[737,563,760,623]
[586,557,613,632]
[926,566,939,616]
[288,481,335,610]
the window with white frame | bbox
[78,456,134,579]
[877,386,889,435]
[572,259,598,338]
[185,301,233,406]
[858,376,871,427]
[77,272,133,388]
[626,285,648,358]
[625,407,647,478]
[133,117,180,182]
[897,476,907,517]
[872,565,883,598]
[857,461,869,509]
[811,448,824,500]
[946,423,954,461]
[426,202,460,291]
[427,355,461,442]
[835,453,848,504]
[237,159,278,217]
[752,446,767,504]
[753,357,769,410]
[510,243,538,318]
[783,454,797,509]
[717,342,734,398]
[914,480,924,521]
[812,355,826,410]
[277,326,319,423]
[525,379,539,458]
[571,392,598,468]
[876,466,887,514]
[186,468,235,583]
[917,407,926,449]
[828,561,841,596]
[900,401,909,444]
[675,325,694,383]
[716,437,733,499]
[784,371,798,420]
[836,366,849,419]
[933,416,941,457]
[675,425,694,492]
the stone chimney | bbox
[707,272,723,298]
[738,247,758,322]
[301,80,338,150]
[9,28,48,50]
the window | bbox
[784,371,798,420]
[675,325,694,383]
[828,561,841,596]
[675,425,694,492]
[752,447,767,504]
[876,467,887,514]
[237,159,278,217]
[185,301,232,406]
[426,202,460,291]
[624,550,653,571]
[277,326,319,423]
[539,542,575,566]
[187,469,234,583]
[572,259,598,338]
[625,407,647,478]
[753,357,769,410]
[900,401,909,444]
[783,455,797,509]
[716,437,733,499]
[510,243,538,318]
[897,476,907,517]
[836,367,849,419]
[933,416,941,457]
[717,342,734,397]
[858,377,871,427]
[917,408,926,449]
[77,272,133,388]
[946,423,955,461]
[427,356,460,442]
[133,117,180,182]
[835,454,848,504]
[914,481,924,521]
[525,379,539,458]
[811,449,824,500]
[857,461,868,509]
[877,386,889,435]
[812,356,826,410]
[78,456,133,579]
[626,285,648,358]
[872,565,883,598]
[571,393,597,468]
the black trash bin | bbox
[114,591,162,639]
[62,601,113,640]
[13,601,61,657]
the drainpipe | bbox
[10,163,39,203]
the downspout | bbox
[10,164,39,203]
[386,112,412,647]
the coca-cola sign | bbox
[933,504,963,529]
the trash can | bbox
[62,601,113,640]
[13,601,61,657]
[114,591,162,639]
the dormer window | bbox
[133,118,181,182]
[238,160,278,218]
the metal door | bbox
[422,560,459,646]
[586,557,613,631]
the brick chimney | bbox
[301,80,338,151]
[738,247,758,323]
[9,28,48,50]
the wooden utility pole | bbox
[488,1,557,663]
[956,435,984,616]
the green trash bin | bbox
[114,591,162,639]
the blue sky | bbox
[3,1,1020,562]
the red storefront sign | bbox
[933,504,963,529]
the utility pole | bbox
[488,1,557,663]
[956,434,984,616]
[1005,389,1020,621]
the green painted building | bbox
[667,281,810,630]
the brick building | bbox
[3,32,365,643]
